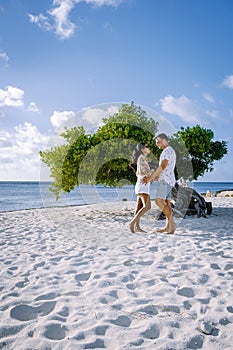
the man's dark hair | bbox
[155,133,168,141]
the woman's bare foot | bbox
[129,221,135,233]
[135,226,147,233]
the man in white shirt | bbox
[143,133,177,234]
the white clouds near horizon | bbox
[160,95,202,124]
[50,110,76,129]
[49,105,120,131]
[0,122,49,181]
[82,105,119,125]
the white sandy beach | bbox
[0,196,233,350]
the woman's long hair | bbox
[130,143,147,172]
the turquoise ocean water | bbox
[0,181,233,213]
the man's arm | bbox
[142,159,168,184]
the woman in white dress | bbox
[129,143,154,233]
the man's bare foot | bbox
[156,227,168,233]
[167,223,177,234]
[129,222,135,233]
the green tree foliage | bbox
[40,102,159,198]
[39,103,228,199]
[174,125,228,179]
[39,126,87,198]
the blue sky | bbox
[0,0,233,181]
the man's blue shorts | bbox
[156,180,173,200]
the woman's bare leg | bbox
[135,196,143,215]
[134,196,144,232]
[129,194,151,232]
[129,196,142,232]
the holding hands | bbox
[142,169,159,184]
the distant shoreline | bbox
[1,181,233,213]
[0,190,233,215]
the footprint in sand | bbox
[226,306,233,313]
[94,325,109,336]
[177,287,195,298]
[43,324,67,340]
[83,339,105,349]
[197,273,209,284]
[57,306,69,318]
[219,317,232,326]
[75,272,92,286]
[137,305,158,317]
[0,325,25,339]
[126,283,136,290]
[110,315,132,328]
[224,263,233,271]
[163,255,175,262]
[149,246,158,253]
[141,324,160,340]
[15,278,29,288]
[185,334,204,349]
[123,259,135,266]
[129,339,144,347]
[35,292,57,301]
[10,301,56,321]
[33,261,45,270]
[210,263,221,270]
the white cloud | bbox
[14,122,48,144]
[28,0,125,40]
[203,93,215,104]
[83,0,124,6]
[50,106,119,131]
[48,0,76,40]
[160,95,201,123]
[205,110,219,119]
[0,122,49,180]
[0,85,24,108]
[0,52,9,67]
[82,105,119,125]
[103,22,115,33]
[27,102,39,113]
[0,85,40,114]
[50,110,76,128]
[28,13,53,32]
[222,75,233,89]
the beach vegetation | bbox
[39,103,228,198]
[40,102,159,198]
[173,125,228,179]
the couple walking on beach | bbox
[129,133,177,234]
